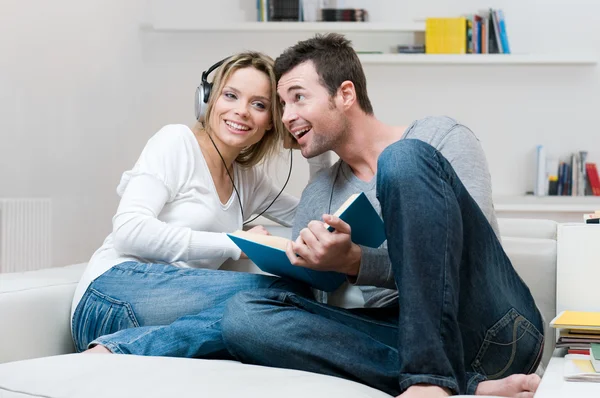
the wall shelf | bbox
[145,21,426,33]
[143,23,596,66]
[358,53,598,65]
[494,196,600,213]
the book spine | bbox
[497,9,511,54]
[535,145,547,196]
[586,163,600,196]
[491,9,504,53]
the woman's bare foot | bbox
[396,384,452,398]
[475,374,540,398]
[83,345,112,354]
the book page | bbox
[323,193,359,229]
[230,230,290,251]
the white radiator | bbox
[0,198,52,273]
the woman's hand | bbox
[239,225,270,259]
[245,225,271,236]
[246,225,271,235]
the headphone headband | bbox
[196,57,230,121]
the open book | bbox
[227,192,386,291]
[564,354,600,382]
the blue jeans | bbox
[221,139,544,396]
[71,261,311,357]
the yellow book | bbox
[564,355,600,382]
[551,311,600,331]
[425,17,467,54]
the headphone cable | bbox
[244,147,293,225]
[205,130,293,226]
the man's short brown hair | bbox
[274,33,374,115]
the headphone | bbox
[195,57,229,121]
[194,57,294,226]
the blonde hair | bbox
[203,52,285,168]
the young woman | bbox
[70,52,319,358]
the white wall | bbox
[1,0,599,267]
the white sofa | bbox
[0,218,558,398]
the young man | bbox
[221,34,544,398]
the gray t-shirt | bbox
[292,116,499,308]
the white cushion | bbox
[0,263,86,363]
[498,218,557,240]
[0,354,391,398]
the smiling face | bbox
[277,61,348,158]
[208,66,273,151]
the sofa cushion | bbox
[0,263,86,363]
[0,354,391,398]
[497,218,557,240]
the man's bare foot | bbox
[83,345,112,354]
[475,374,540,398]
[396,384,451,398]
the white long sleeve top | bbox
[71,124,312,317]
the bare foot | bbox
[475,374,540,398]
[396,384,452,398]
[83,345,112,354]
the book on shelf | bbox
[425,17,468,54]
[557,329,600,351]
[256,0,368,22]
[227,192,386,292]
[551,311,600,331]
[425,9,510,55]
[584,211,600,223]
[591,343,600,372]
[533,147,600,197]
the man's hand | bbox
[285,214,362,276]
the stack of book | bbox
[552,311,600,382]
[584,211,600,224]
[551,311,600,355]
[425,8,510,55]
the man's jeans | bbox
[71,262,310,357]
[221,139,544,396]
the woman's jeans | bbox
[220,139,545,396]
[71,262,310,358]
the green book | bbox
[590,343,600,372]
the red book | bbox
[586,163,600,196]
[568,349,591,355]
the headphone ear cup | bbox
[195,81,212,121]
[204,82,212,104]
[195,85,203,121]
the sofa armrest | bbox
[0,263,86,363]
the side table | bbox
[536,349,600,397]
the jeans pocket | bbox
[72,288,139,352]
[471,308,543,379]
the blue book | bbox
[496,10,511,54]
[323,192,386,248]
[227,233,346,291]
[227,192,386,291]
